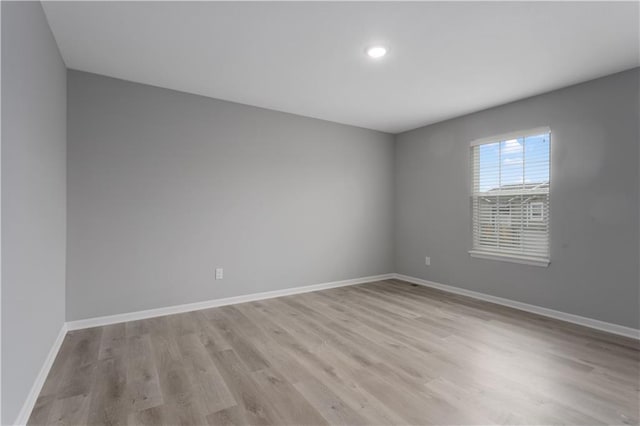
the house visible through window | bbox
[470,127,550,266]
[528,202,544,222]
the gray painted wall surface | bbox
[67,70,394,321]
[1,2,67,424]
[395,68,639,329]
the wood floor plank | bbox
[208,349,284,425]
[86,356,129,426]
[126,334,163,412]
[98,323,127,361]
[292,380,371,426]
[205,405,243,426]
[236,302,409,425]
[28,280,640,425]
[177,333,237,415]
[205,309,272,372]
[127,405,169,426]
[45,394,91,426]
[250,368,329,425]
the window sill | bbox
[469,250,550,267]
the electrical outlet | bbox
[215,268,223,280]
[425,256,431,266]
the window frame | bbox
[469,127,551,267]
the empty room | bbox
[2,1,639,425]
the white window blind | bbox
[470,127,550,266]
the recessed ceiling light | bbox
[366,46,387,59]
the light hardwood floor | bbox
[28,279,639,425]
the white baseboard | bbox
[14,323,68,426]
[61,271,640,338]
[16,273,392,424]
[393,273,640,340]
[66,273,395,331]
[16,271,638,425]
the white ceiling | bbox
[42,1,639,133]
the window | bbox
[528,202,544,222]
[470,127,550,266]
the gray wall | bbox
[1,2,67,424]
[395,68,639,329]
[67,70,395,321]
